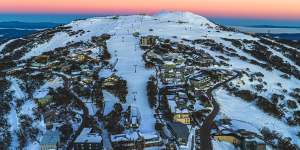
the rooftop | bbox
[167,122,190,142]
[74,128,102,143]
[40,130,60,145]
[111,131,140,142]
[111,131,160,142]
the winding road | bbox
[198,71,241,150]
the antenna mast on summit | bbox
[140,15,143,25]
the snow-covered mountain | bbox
[0,12,300,150]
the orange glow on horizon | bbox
[0,0,300,20]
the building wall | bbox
[257,144,266,150]
[144,140,163,147]
[214,136,241,145]
[140,37,155,48]
[78,55,86,62]
[74,143,102,150]
[40,144,56,150]
[173,113,191,124]
[242,141,266,150]
[111,140,144,150]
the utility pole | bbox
[134,65,137,73]
[132,91,137,101]
[140,15,143,25]
[114,50,117,57]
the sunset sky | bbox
[0,0,300,20]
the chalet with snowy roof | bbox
[141,132,163,147]
[74,128,103,150]
[213,129,267,150]
[168,99,191,124]
[242,136,266,150]
[188,73,212,92]
[103,74,120,87]
[31,62,47,68]
[214,133,241,146]
[124,106,141,129]
[70,52,99,64]
[40,130,60,150]
[110,131,162,149]
[165,90,192,125]
[37,95,53,108]
[34,55,50,64]
[162,61,176,70]
[31,55,49,68]
[173,110,191,124]
[43,110,60,130]
[140,35,157,48]
[110,131,143,149]
[193,52,215,67]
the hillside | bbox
[0,21,60,44]
[0,12,300,150]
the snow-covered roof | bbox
[167,122,190,143]
[189,73,206,81]
[244,136,265,144]
[111,131,160,143]
[74,128,102,143]
[164,61,176,65]
[140,132,160,140]
[110,132,140,142]
[99,69,113,78]
[168,100,177,113]
[130,106,141,118]
[168,100,189,114]
[40,131,60,145]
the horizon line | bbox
[0,11,300,21]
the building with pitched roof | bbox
[74,128,103,150]
[40,131,60,150]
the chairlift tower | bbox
[114,50,118,58]
[134,65,137,73]
[132,91,137,101]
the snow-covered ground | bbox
[33,76,64,99]
[7,77,46,150]
[214,89,300,145]
[212,140,237,150]
[1,11,300,149]
[21,32,70,60]
[232,26,300,34]
[6,77,25,149]
[63,12,258,134]
[85,102,97,116]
